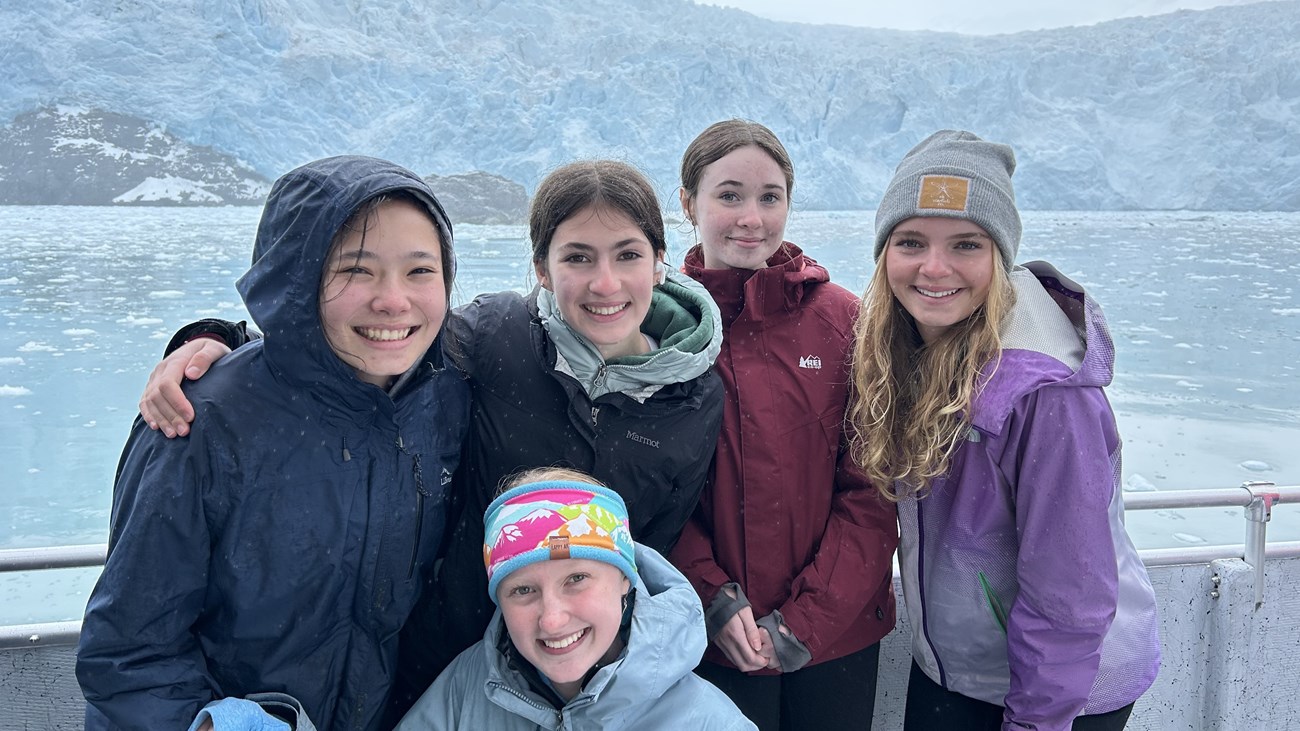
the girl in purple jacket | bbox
[847,130,1160,731]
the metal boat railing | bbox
[3,481,1297,652]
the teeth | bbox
[584,303,628,316]
[357,327,412,341]
[542,629,585,649]
[917,287,959,298]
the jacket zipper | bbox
[398,435,431,580]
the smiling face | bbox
[319,198,447,387]
[498,558,631,701]
[682,144,790,271]
[535,205,660,360]
[884,216,996,344]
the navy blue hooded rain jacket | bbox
[76,156,470,731]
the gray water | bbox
[2,206,1297,624]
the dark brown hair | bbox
[528,160,666,265]
[679,119,795,203]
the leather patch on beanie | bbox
[548,535,571,560]
[917,175,971,211]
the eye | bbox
[718,191,740,203]
[893,238,923,249]
[760,192,782,204]
[506,584,534,597]
[561,253,590,264]
[565,572,589,585]
[954,239,984,251]
[617,249,645,261]
[409,265,440,275]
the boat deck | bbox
[5,484,1298,730]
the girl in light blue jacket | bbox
[395,468,754,731]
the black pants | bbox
[695,643,880,731]
[903,661,1134,731]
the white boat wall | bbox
[3,484,1298,731]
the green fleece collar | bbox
[537,269,722,401]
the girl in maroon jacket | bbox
[668,119,899,731]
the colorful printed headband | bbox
[483,480,638,604]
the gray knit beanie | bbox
[873,130,1020,271]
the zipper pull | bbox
[590,406,600,427]
[593,364,608,389]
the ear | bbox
[678,187,694,226]
[534,260,551,290]
[654,255,667,285]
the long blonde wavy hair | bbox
[847,249,1015,500]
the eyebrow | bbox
[554,238,648,252]
[713,179,785,191]
[334,248,440,261]
[891,229,993,241]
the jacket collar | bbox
[682,242,829,324]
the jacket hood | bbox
[537,268,723,401]
[235,155,454,396]
[682,242,830,323]
[481,544,708,717]
[972,260,1113,433]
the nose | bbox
[538,593,571,634]
[589,259,619,296]
[736,199,761,228]
[370,276,411,314]
[918,248,952,279]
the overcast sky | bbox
[705,0,1267,34]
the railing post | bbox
[1241,481,1278,608]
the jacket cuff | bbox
[187,697,291,731]
[164,318,251,357]
[756,609,812,672]
[704,582,750,641]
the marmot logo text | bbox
[626,431,660,448]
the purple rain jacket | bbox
[897,261,1160,731]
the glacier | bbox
[1,0,1297,210]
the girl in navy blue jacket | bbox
[76,156,470,731]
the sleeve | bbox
[635,377,724,555]
[440,302,478,377]
[1000,387,1122,731]
[164,318,258,357]
[391,648,478,730]
[187,698,290,731]
[770,449,899,662]
[77,416,220,729]
[668,506,732,610]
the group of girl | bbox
[74,120,1160,731]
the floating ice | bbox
[0,385,32,397]
[62,328,96,336]
[148,290,185,299]
[17,342,57,352]
[1238,460,1272,472]
[0,357,25,365]
[1124,474,1158,492]
[116,315,164,326]
[1172,532,1208,545]
[0,277,18,285]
